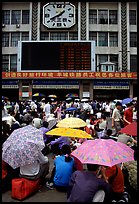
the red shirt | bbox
[105,165,124,193]
[124,108,133,126]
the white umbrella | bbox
[81,98,89,102]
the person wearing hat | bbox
[111,101,123,136]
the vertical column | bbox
[79,80,83,99]
[118,2,122,71]
[89,81,93,100]
[121,2,128,71]
[29,80,33,100]
[126,2,130,72]
[86,2,89,41]
[129,81,133,98]
[78,2,81,40]
[19,80,22,101]
[31,2,39,40]
[80,2,87,40]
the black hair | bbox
[126,102,133,107]
[61,144,72,162]
[42,121,49,128]
[87,164,100,171]
[106,129,112,136]
[115,101,122,106]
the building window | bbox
[2,10,10,25]
[2,55,9,72]
[50,32,68,40]
[98,32,108,46]
[130,32,137,47]
[10,55,17,72]
[40,32,49,40]
[11,10,21,24]
[110,54,118,71]
[109,32,118,47]
[89,32,97,46]
[89,10,97,24]
[11,32,20,47]
[98,10,108,24]
[69,32,78,40]
[109,10,117,24]
[2,33,9,47]
[21,32,29,41]
[129,10,136,25]
[22,10,30,24]
[130,55,137,72]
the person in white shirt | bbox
[20,151,49,180]
[43,101,51,121]
[105,102,111,118]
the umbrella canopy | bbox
[2,96,9,100]
[71,139,134,167]
[66,93,78,98]
[66,97,72,101]
[48,95,57,98]
[66,107,77,111]
[113,99,122,103]
[56,117,87,128]
[2,125,45,169]
[32,93,46,97]
[119,122,137,137]
[81,98,89,102]
[122,98,133,105]
[46,127,92,139]
[133,97,137,101]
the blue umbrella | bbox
[122,98,133,105]
[66,107,77,111]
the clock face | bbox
[43,3,75,28]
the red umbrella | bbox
[119,122,137,136]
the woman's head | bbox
[61,144,71,155]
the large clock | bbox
[43,2,76,28]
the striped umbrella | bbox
[66,93,78,98]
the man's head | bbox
[115,101,122,110]
[126,102,134,110]
[87,163,100,172]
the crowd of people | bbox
[2,96,137,202]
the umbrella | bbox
[66,107,77,111]
[66,97,72,101]
[81,98,89,102]
[133,97,137,101]
[2,96,9,100]
[48,95,57,98]
[113,99,122,103]
[119,122,137,137]
[66,93,78,98]
[122,98,133,105]
[48,119,57,130]
[2,125,45,169]
[71,139,134,167]
[56,117,87,128]
[46,127,92,139]
[32,93,46,97]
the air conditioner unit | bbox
[2,23,5,28]
[16,24,20,28]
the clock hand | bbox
[50,10,65,20]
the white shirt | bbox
[20,153,48,176]
[105,104,111,112]
[43,103,51,115]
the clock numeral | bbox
[47,20,50,23]
[68,8,71,11]
[68,19,71,22]
[57,4,62,8]
[53,23,55,26]
[63,23,67,26]
[63,18,67,22]
[57,23,61,27]
[47,8,51,11]
[69,14,74,17]
[45,14,49,18]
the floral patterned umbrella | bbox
[71,139,134,167]
[2,125,45,169]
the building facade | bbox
[2,1,137,101]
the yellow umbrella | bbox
[46,127,93,139]
[56,117,87,128]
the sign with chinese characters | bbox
[2,72,137,79]
[93,80,130,89]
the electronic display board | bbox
[18,41,95,71]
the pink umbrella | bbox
[119,122,137,136]
[71,139,134,167]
